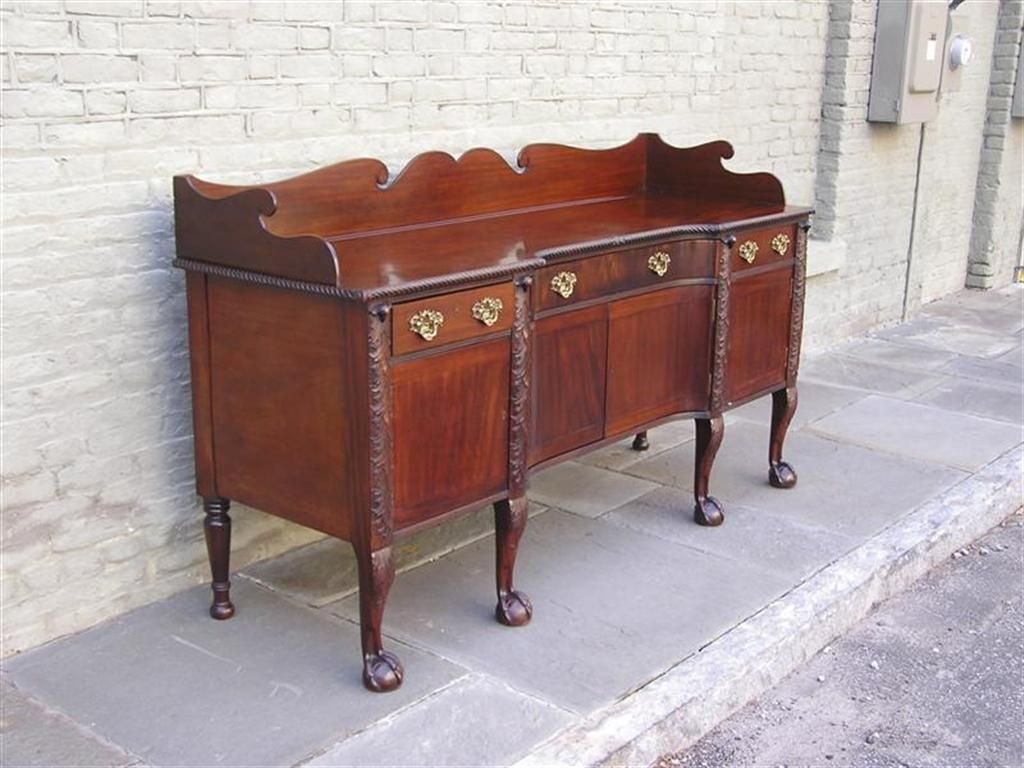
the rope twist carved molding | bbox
[508,276,533,496]
[709,240,732,413]
[787,221,810,384]
[367,305,394,544]
[175,257,544,302]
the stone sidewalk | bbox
[3,286,1022,768]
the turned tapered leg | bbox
[631,431,650,451]
[203,497,235,620]
[353,544,403,693]
[693,416,725,526]
[494,497,532,627]
[769,386,799,488]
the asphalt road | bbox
[660,510,1024,768]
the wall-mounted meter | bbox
[868,0,950,123]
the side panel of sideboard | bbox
[200,277,369,541]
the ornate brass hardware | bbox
[550,271,578,299]
[738,240,758,264]
[409,309,444,341]
[471,296,504,327]
[648,251,671,277]
[771,233,790,256]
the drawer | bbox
[392,282,515,356]
[731,224,796,273]
[537,240,715,311]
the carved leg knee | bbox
[203,497,235,620]
[494,497,532,627]
[769,387,798,489]
[693,417,725,526]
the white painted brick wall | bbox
[804,0,1010,349]
[967,0,1024,289]
[0,0,1012,656]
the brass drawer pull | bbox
[771,233,790,256]
[648,251,671,277]
[738,240,758,264]
[409,309,444,341]
[471,297,504,327]
[550,271,577,299]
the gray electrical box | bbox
[868,0,949,124]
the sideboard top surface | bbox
[174,133,812,300]
[331,196,809,294]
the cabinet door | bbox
[605,286,712,437]
[724,269,793,406]
[530,305,608,465]
[392,339,509,529]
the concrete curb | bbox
[513,446,1023,768]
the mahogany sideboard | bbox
[173,134,812,692]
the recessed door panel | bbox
[725,268,793,406]
[605,286,712,436]
[530,305,608,464]
[392,339,510,528]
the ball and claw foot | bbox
[363,650,404,693]
[496,590,533,627]
[209,601,235,620]
[631,433,649,452]
[694,496,725,527]
[769,461,798,489]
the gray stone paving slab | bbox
[527,461,659,518]
[578,419,695,472]
[917,296,1024,336]
[941,351,1023,386]
[727,380,866,429]
[837,337,959,371]
[0,681,138,768]
[873,315,1019,358]
[4,580,465,768]
[808,394,1023,471]
[798,352,947,398]
[304,675,571,767]
[915,376,1023,425]
[624,421,966,538]
[997,340,1023,364]
[328,510,790,714]
[602,487,858,582]
[516,449,1022,768]
[243,504,547,606]
[950,284,1021,308]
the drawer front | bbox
[392,282,515,356]
[537,240,715,311]
[731,225,796,273]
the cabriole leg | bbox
[494,497,533,627]
[693,416,725,527]
[631,430,650,451]
[203,497,235,620]
[353,544,403,693]
[769,386,799,489]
